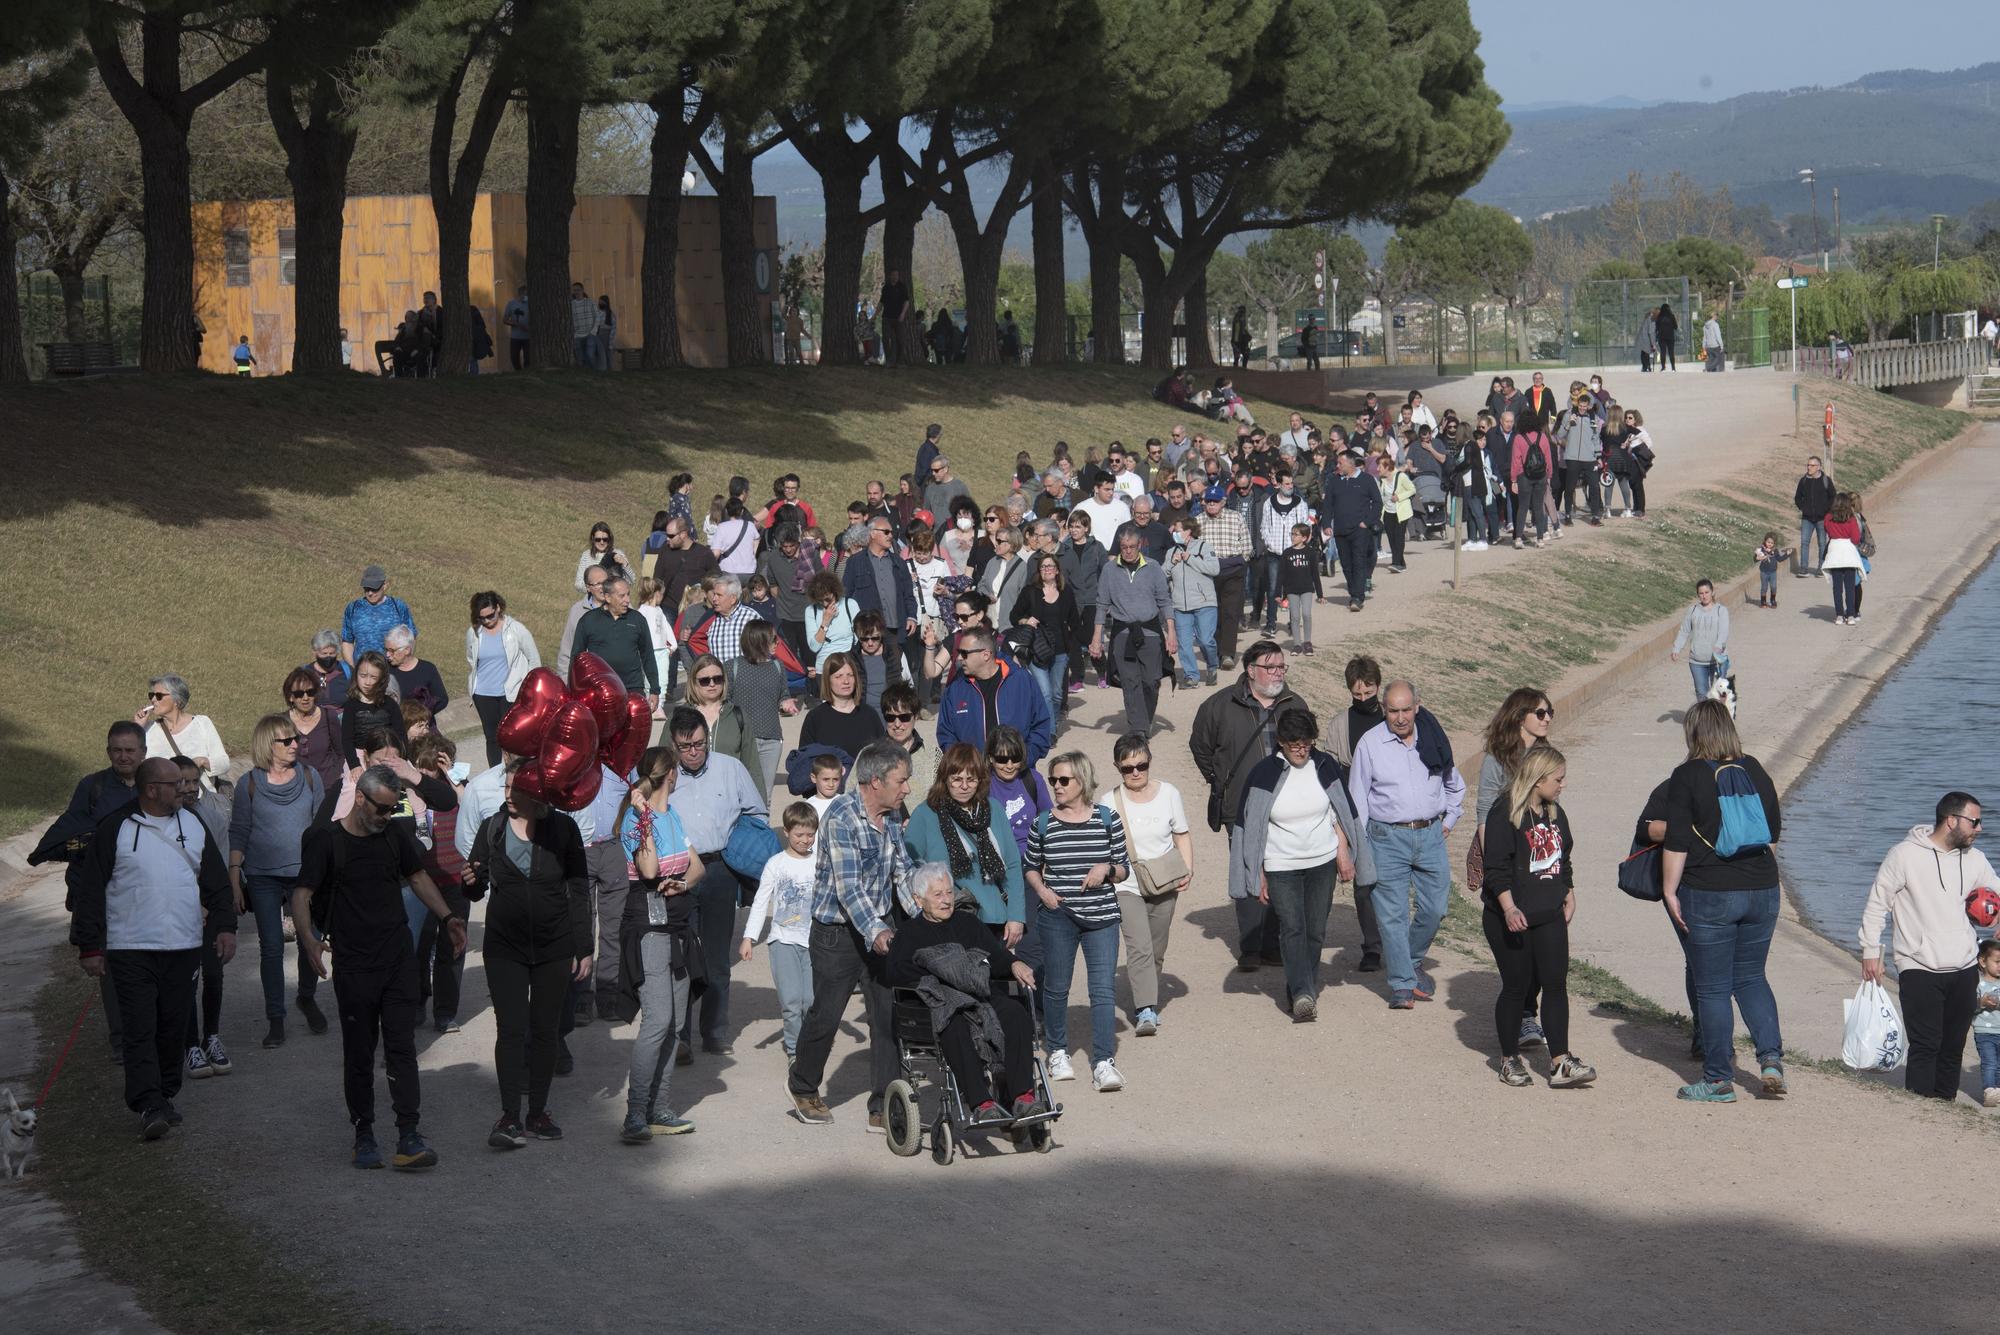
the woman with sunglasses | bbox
[982,725,1052,964]
[229,713,327,1048]
[1026,751,1130,1092]
[464,591,542,767]
[797,652,887,773]
[681,652,763,784]
[1010,552,1079,721]
[137,674,230,792]
[1098,733,1193,1036]
[282,667,345,797]
[903,744,1025,947]
[1476,688,1558,1049]
[575,522,634,592]
[877,682,938,807]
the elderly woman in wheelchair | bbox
[886,862,1051,1133]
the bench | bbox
[39,342,118,377]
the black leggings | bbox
[1659,334,1676,370]
[937,993,1036,1107]
[473,694,510,767]
[1483,910,1570,1058]
[1630,473,1647,516]
[1383,515,1407,567]
[488,952,570,1119]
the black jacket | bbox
[467,810,592,966]
[1189,673,1308,830]
[1481,801,1575,925]
[1794,474,1836,522]
[885,905,1016,987]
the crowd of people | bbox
[29,377,1991,1169]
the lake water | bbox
[1779,551,2000,953]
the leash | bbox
[35,991,94,1110]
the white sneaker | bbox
[1091,1059,1125,1092]
[1466,541,1487,551]
[1045,1049,1075,1082]
[186,1044,212,1079]
[204,1034,232,1075]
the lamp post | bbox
[1799,168,1820,258]
[1931,213,1948,271]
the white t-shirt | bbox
[1264,761,1340,871]
[909,557,952,619]
[1073,495,1130,553]
[1111,471,1147,503]
[744,850,815,947]
[1099,782,1189,895]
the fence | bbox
[1774,336,1989,388]
[15,272,140,379]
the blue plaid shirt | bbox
[341,594,415,657]
[812,791,905,944]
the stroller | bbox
[884,982,1063,1164]
[1410,471,1451,541]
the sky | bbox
[1468,0,2000,106]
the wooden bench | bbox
[39,342,118,376]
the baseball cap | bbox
[360,564,387,590]
[1203,484,1230,503]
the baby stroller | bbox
[884,983,1063,1164]
[1410,471,1451,541]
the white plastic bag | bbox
[1841,980,1908,1071]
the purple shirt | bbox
[1348,722,1464,831]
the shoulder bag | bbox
[1112,786,1191,895]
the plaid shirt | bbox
[812,791,906,944]
[706,603,764,663]
[1201,505,1252,560]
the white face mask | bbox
[956,515,973,532]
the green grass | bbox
[29,950,399,1335]
[0,364,1302,839]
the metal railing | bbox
[1774,337,1989,387]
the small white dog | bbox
[1706,671,1739,719]
[2,1089,36,1180]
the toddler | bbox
[1280,522,1322,656]
[1975,939,2000,1107]
[1753,532,1794,609]
[740,804,819,1058]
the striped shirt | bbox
[1027,806,1130,927]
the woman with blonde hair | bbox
[1481,744,1593,1089]
[681,652,762,781]
[1026,750,1130,1092]
[229,712,325,1048]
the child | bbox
[1976,939,2000,1107]
[1280,522,1322,656]
[636,577,677,715]
[851,609,902,711]
[744,574,778,625]
[1014,450,1038,489]
[740,803,819,1060]
[729,621,790,798]
[1753,532,1794,609]
[232,335,256,376]
[805,754,844,823]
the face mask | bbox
[316,655,339,672]
[1172,531,1187,546]
[956,515,973,532]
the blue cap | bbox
[1203,483,1230,502]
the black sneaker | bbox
[297,996,328,1035]
[1356,951,1382,973]
[555,1040,575,1076]
[140,1106,170,1140]
[571,1006,594,1028]
[263,1019,286,1049]
[163,1100,184,1127]
[352,1131,383,1169]
[489,1116,527,1150]
[527,1111,563,1140]
[393,1131,438,1170]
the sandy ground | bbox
[5,366,1999,1334]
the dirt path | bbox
[6,370,1998,1333]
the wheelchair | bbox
[883,983,1062,1164]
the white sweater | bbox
[105,809,213,951]
[145,715,230,791]
[1859,825,1992,974]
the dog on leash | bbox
[2,1089,36,1180]
[1706,671,1739,719]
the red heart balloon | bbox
[550,763,603,812]
[497,668,568,757]
[510,758,554,804]
[538,698,600,791]
[568,652,629,739]
[601,693,654,778]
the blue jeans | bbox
[245,873,316,1021]
[1976,1032,2000,1090]
[1758,569,1776,601]
[1797,517,1828,573]
[1027,654,1069,719]
[1462,494,1487,542]
[1038,908,1119,1064]
[1265,858,1337,1003]
[400,884,428,953]
[1173,607,1218,682]
[1366,821,1450,996]
[572,334,596,367]
[1831,568,1858,618]
[1689,659,1718,699]
[1684,887,1783,1084]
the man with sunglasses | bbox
[557,566,610,680]
[842,517,918,682]
[296,766,464,1170]
[70,758,237,1140]
[1859,792,1995,1102]
[937,627,1053,766]
[922,455,971,525]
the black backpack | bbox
[1519,438,1547,481]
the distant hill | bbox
[1478,62,2000,223]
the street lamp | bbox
[1799,168,1820,257]
[1931,213,1948,270]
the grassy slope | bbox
[0,365,1295,838]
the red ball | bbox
[1967,887,2000,929]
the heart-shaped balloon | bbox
[497,668,568,757]
[539,698,600,791]
[509,758,554,804]
[601,693,654,778]
[550,763,604,812]
[568,652,629,740]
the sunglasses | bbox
[881,712,913,723]
[592,536,610,544]
[859,634,883,643]
[990,755,1022,766]
[1118,762,1150,775]
[1049,775,1076,787]
[1531,707,1554,720]
[274,735,300,745]
[695,674,724,686]
[288,688,316,699]
[148,691,170,701]
[363,795,401,816]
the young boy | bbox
[1280,522,1322,656]
[1753,532,1795,609]
[740,803,819,1059]
[806,753,844,820]
[231,335,257,376]
[851,609,902,712]
[1975,939,2000,1107]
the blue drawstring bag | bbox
[1703,760,1771,858]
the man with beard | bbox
[1190,641,1306,970]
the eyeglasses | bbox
[148,691,170,701]
[274,735,300,745]
[1249,661,1287,674]
[1118,762,1150,775]
[363,794,401,816]
[287,688,316,699]
[695,674,724,686]
[990,755,1022,767]
[859,634,883,643]
[1953,814,1985,828]
[1531,707,1554,720]
[675,737,709,751]
[1049,775,1076,787]
[592,536,610,545]
[881,712,913,723]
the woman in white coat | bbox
[465,590,542,766]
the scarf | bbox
[1414,706,1454,778]
[930,794,1009,888]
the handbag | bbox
[723,812,782,901]
[1112,787,1190,895]
[1617,841,1664,902]
[1464,831,1484,896]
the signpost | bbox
[1779,274,1812,431]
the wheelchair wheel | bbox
[884,1080,922,1157]
[930,1116,954,1165]
[1030,1124,1054,1153]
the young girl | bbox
[636,577,677,715]
[1480,744,1594,1090]
[740,803,819,1060]
[1014,450,1038,489]
[729,621,790,798]
[1753,532,1794,610]
[665,473,694,531]
[744,574,779,625]
[1974,939,2000,1107]
[701,494,726,547]
[1280,522,1322,656]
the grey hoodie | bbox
[1671,600,1730,666]
[1560,409,1599,464]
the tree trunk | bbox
[272,75,358,374]
[874,132,921,363]
[1069,157,1127,364]
[428,53,511,378]
[717,129,767,367]
[953,227,1004,365]
[817,156,866,366]
[1264,306,1281,366]
[640,87,692,369]
[1030,153,1066,365]
[0,174,26,384]
[55,266,90,343]
[132,116,199,371]
[1381,303,1399,365]
[1184,269,1213,368]
[525,94,581,366]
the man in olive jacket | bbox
[1189,640,1304,968]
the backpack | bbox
[784,744,852,796]
[1701,760,1772,858]
[1519,438,1547,481]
